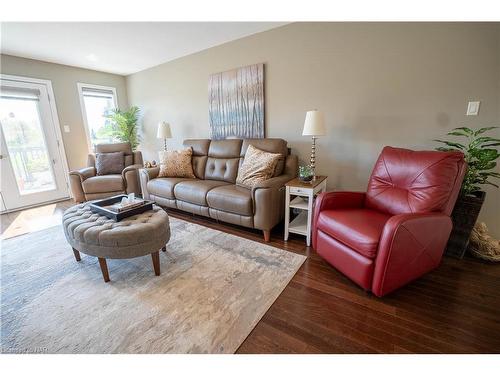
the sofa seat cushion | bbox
[82,175,124,194]
[174,180,229,206]
[207,185,253,216]
[317,209,391,259]
[147,177,192,200]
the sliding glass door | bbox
[0,78,69,211]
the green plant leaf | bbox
[483,181,499,188]
[470,148,499,162]
[483,161,497,170]
[452,127,474,135]
[479,171,500,178]
[474,126,499,136]
[433,140,465,150]
[470,136,500,148]
[446,131,470,137]
[480,142,500,148]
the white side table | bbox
[284,176,328,246]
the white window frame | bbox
[77,82,118,152]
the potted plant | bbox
[103,106,141,151]
[435,126,500,258]
[298,165,314,182]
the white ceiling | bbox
[1,22,287,75]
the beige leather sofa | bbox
[140,138,297,241]
[69,142,143,202]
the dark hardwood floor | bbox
[166,208,500,354]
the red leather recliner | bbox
[312,146,466,297]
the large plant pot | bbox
[445,191,486,259]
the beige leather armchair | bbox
[69,142,143,203]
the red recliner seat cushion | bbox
[316,209,391,259]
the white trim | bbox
[0,73,71,198]
[77,82,118,153]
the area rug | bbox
[1,217,305,354]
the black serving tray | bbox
[89,194,154,222]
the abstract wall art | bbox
[208,63,264,140]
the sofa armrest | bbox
[69,166,96,182]
[140,166,160,180]
[312,191,365,249]
[251,174,294,193]
[251,175,294,232]
[372,213,452,297]
[122,164,142,178]
[139,167,160,199]
[68,167,95,203]
[122,164,143,195]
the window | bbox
[77,83,118,150]
[0,86,56,194]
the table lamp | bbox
[302,110,326,180]
[157,121,172,151]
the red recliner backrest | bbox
[365,146,465,216]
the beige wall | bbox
[126,22,500,236]
[0,54,128,170]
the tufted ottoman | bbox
[62,202,170,282]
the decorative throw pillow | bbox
[236,144,282,188]
[95,151,125,175]
[158,148,196,178]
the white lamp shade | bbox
[302,110,326,136]
[157,122,172,139]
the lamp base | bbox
[310,136,317,181]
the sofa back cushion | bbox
[181,138,290,183]
[204,139,243,183]
[240,138,288,176]
[95,151,124,175]
[94,142,134,167]
[183,139,210,179]
[365,146,465,216]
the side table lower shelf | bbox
[288,211,308,236]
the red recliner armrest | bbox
[312,191,366,249]
[372,212,452,297]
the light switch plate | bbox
[63,125,70,133]
[466,101,480,116]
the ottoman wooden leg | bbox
[151,251,160,276]
[98,257,110,282]
[72,248,81,262]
